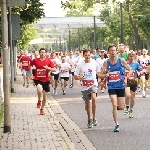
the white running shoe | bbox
[138,87,141,92]
[142,91,146,98]
[101,90,104,93]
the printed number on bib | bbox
[82,80,94,87]
[37,69,46,77]
[109,71,121,82]
[22,62,28,66]
[125,71,135,79]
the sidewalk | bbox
[0,73,75,150]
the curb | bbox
[48,95,96,150]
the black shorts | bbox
[145,73,149,80]
[32,69,36,76]
[34,80,50,92]
[53,73,59,80]
[60,77,69,81]
[108,89,125,97]
[69,71,74,76]
[129,86,137,92]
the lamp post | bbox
[116,0,124,43]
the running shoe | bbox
[40,109,45,115]
[87,119,93,128]
[142,92,146,98]
[101,90,104,93]
[23,83,25,86]
[129,110,133,118]
[26,84,29,88]
[138,87,141,92]
[63,91,66,95]
[124,107,129,115]
[37,101,41,109]
[69,84,73,88]
[54,90,57,95]
[114,125,120,132]
[93,118,99,126]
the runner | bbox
[96,49,107,93]
[99,44,132,132]
[124,50,142,118]
[117,43,128,61]
[50,52,61,95]
[74,49,100,128]
[29,48,56,115]
[59,55,71,95]
[139,49,150,97]
[19,50,31,88]
[66,51,76,88]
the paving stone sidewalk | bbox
[0,74,75,150]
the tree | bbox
[18,24,37,49]
[0,0,45,50]
[63,0,150,50]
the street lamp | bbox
[116,0,124,43]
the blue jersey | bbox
[93,54,99,60]
[125,61,142,78]
[107,58,125,89]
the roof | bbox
[34,17,106,29]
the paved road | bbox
[51,82,150,150]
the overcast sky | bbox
[40,0,66,17]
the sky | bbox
[40,0,66,17]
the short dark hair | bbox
[61,55,66,59]
[83,49,90,55]
[39,48,47,53]
[108,44,116,51]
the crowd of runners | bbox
[17,43,150,132]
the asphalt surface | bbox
[51,81,150,150]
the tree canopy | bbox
[61,0,150,50]
[0,0,45,50]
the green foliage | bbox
[64,0,150,50]
[18,24,37,49]
[0,103,4,126]
[0,0,45,51]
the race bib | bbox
[142,65,147,69]
[22,61,28,66]
[125,71,135,79]
[37,69,46,77]
[82,80,94,87]
[108,71,121,82]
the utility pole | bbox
[9,7,14,93]
[120,2,124,43]
[94,16,97,49]
[1,0,11,133]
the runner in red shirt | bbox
[29,48,56,115]
[19,50,31,88]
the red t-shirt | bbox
[31,58,54,82]
[20,56,31,71]
[17,55,22,61]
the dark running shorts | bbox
[108,89,125,97]
[34,80,50,92]
[60,77,69,81]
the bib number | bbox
[82,80,94,87]
[37,69,46,77]
[108,71,121,82]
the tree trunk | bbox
[126,0,142,49]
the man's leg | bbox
[124,87,130,114]
[36,83,43,109]
[129,88,136,118]
[91,92,99,126]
